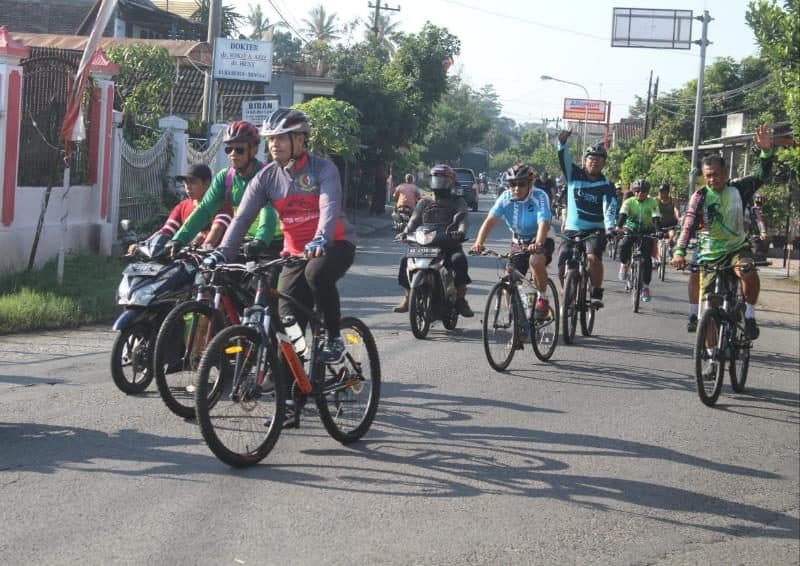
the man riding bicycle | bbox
[557,130,617,307]
[212,108,358,363]
[470,163,555,320]
[616,179,661,302]
[671,125,775,341]
[656,183,680,247]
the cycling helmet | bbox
[260,108,311,136]
[583,143,608,159]
[429,164,456,193]
[224,120,260,145]
[504,163,535,184]
[631,179,650,192]
[659,183,670,193]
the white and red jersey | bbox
[218,153,356,258]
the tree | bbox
[619,144,651,185]
[192,0,244,38]
[363,13,400,54]
[245,3,273,40]
[295,98,361,162]
[302,5,340,41]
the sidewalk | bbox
[347,204,394,239]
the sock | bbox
[537,290,548,300]
[745,303,755,319]
[689,303,699,316]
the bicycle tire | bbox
[153,300,226,419]
[482,282,518,371]
[409,282,432,339]
[316,317,381,444]
[531,278,560,361]
[579,274,595,336]
[562,271,579,345]
[729,321,750,393]
[195,325,286,467]
[111,322,155,394]
[632,259,641,313]
[694,309,725,407]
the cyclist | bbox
[672,125,775,340]
[747,192,769,260]
[393,164,473,317]
[126,163,230,255]
[211,108,358,363]
[166,120,283,259]
[556,129,617,307]
[616,179,661,302]
[470,163,555,319]
[656,184,680,247]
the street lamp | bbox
[540,75,590,151]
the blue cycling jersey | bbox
[558,142,617,231]
[489,187,552,239]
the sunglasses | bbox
[224,146,247,155]
[508,180,528,188]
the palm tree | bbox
[245,3,273,40]
[364,13,400,54]
[302,5,340,42]
[192,0,244,38]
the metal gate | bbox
[18,48,90,186]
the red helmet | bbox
[224,120,260,145]
[430,164,455,193]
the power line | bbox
[267,0,309,45]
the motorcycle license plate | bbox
[123,262,163,276]
[407,247,438,258]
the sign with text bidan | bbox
[563,98,607,122]
[213,38,272,83]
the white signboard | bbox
[213,38,273,82]
[242,98,280,125]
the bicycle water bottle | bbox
[282,316,307,357]
[525,292,535,320]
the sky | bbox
[230,0,762,125]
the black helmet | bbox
[260,108,311,136]
[224,120,260,145]
[583,143,607,159]
[504,163,535,184]
[659,183,670,193]
[631,179,650,192]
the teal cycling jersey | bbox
[489,187,552,239]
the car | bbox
[452,167,479,211]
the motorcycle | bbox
[110,234,197,395]
[402,212,467,339]
[391,205,413,233]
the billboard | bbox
[611,8,693,49]
[242,98,280,125]
[563,98,608,122]
[213,38,273,82]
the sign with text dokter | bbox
[213,38,272,83]
[563,98,607,122]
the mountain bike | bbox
[478,249,559,371]
[194,256,381,467]
[694,259,757,406]
[558,231,601,344]
[656,227,675,282]
[622,231,658,313]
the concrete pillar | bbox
[160,115,189,184]
[210,122,228,173]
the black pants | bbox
[619,234,654,285]
[278,241,356,337]
[398,244,471,289]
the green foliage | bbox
[619,144,651,185]
[0,253,122,333]
[192,0,244,38]
[647,153,692,194]
[295,98,361,162]
[106,44,175,120]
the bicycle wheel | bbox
[531,278,560,361]
[579,274,595,336]
[694,309,726,406]
[482,282,519,370]
[153,300,226,419]
[658,241,667,281]
[316,317,381,444]
[562,271,579,345]
[111,322,155,394]
[729,322,751,393]
[195,325,285,467]
[409,282,432,339]
[632,259,641,314]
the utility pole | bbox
[202,0,222,128]
[643,70,653,137]
[368,1,400,33]
[650,76,659,132]
[688,11,712,202]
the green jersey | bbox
[619,196,661,232]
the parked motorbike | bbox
[110,234,197,394]
[392,205,413,233]
[402,212,466,339]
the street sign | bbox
[213,38,273,82]
[241,98,280,125]
[563,98,607,122]
[611,8,693,49]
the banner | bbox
[563,98,608,122]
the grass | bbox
[0,253,124,334]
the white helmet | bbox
[260,108,311,136]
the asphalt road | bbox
[1,193,798,566]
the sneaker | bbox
[456,297,474,317]
[744,318,760,340]
[590,288,604,309]
[687,314,698,333]
[320,336,346,364]
[534,298,550,321]
[641,288,652,302]
[393,295,409,313]
[618,269,629,282]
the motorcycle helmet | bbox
[224,120,260,145]
[429,164,456,194]
[583,143,608,159]
[260,108,311,136]
[631,179,650,193]
[504,163,535,184]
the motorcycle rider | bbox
[393,173,421,216]
[393,164,474,317]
